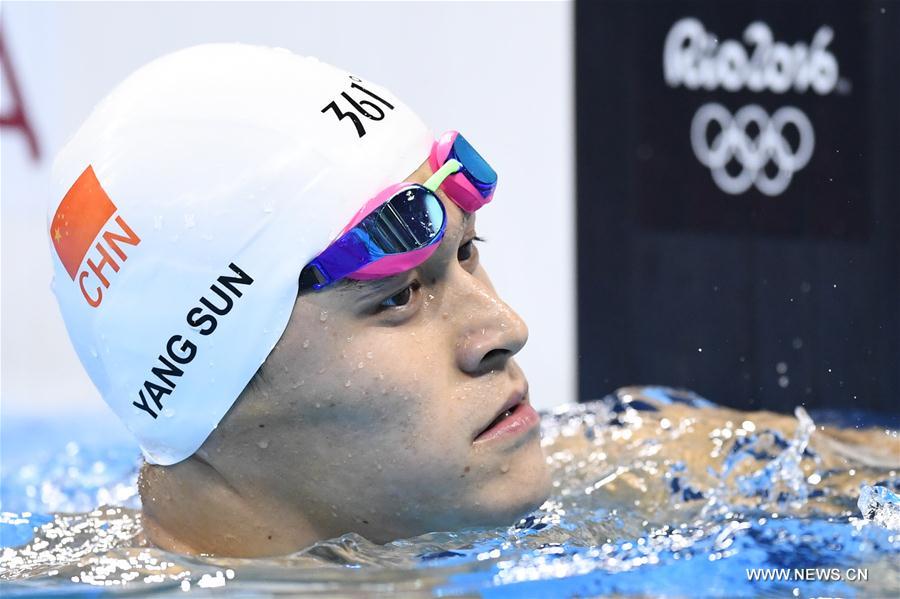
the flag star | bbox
[54,228,62,242]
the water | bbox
[2,387,898,597]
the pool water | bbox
[2,387,899,597]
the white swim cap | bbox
[49,43,432,465]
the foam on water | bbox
[2,387,898,597]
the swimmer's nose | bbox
[452,274,528,376]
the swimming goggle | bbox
[298,131,497,291]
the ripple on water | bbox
[1,387,898,597]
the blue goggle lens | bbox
[449,133,498,198]
[358,187,444,255]
[299,185,446,291]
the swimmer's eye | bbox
[377,280,420,310]
[458,235,485,263]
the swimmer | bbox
[48,44,552,556]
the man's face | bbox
[206,160,551,543]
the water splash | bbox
[2,388,898,597]
[858,485,900,531]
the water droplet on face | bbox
[302,339,310,349]
[366,351,373,359]
[345,380,352,387]
[500,464,510,474]
[318,367,326,374]
[257,440,269,449]
[319,311,328,322]
[357,362,365,369]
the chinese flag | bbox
[51,165,117,280]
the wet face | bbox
[203,160,552,544]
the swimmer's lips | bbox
[472,387,540,444]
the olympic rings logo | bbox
[690,103,815,196]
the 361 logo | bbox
[663,18,841,197]
[321,75,396,138]
[51,166,141,308]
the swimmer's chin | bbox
[467,453,553,531]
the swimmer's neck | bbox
[138,455,325,557]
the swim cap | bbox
[48,44,432,465]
